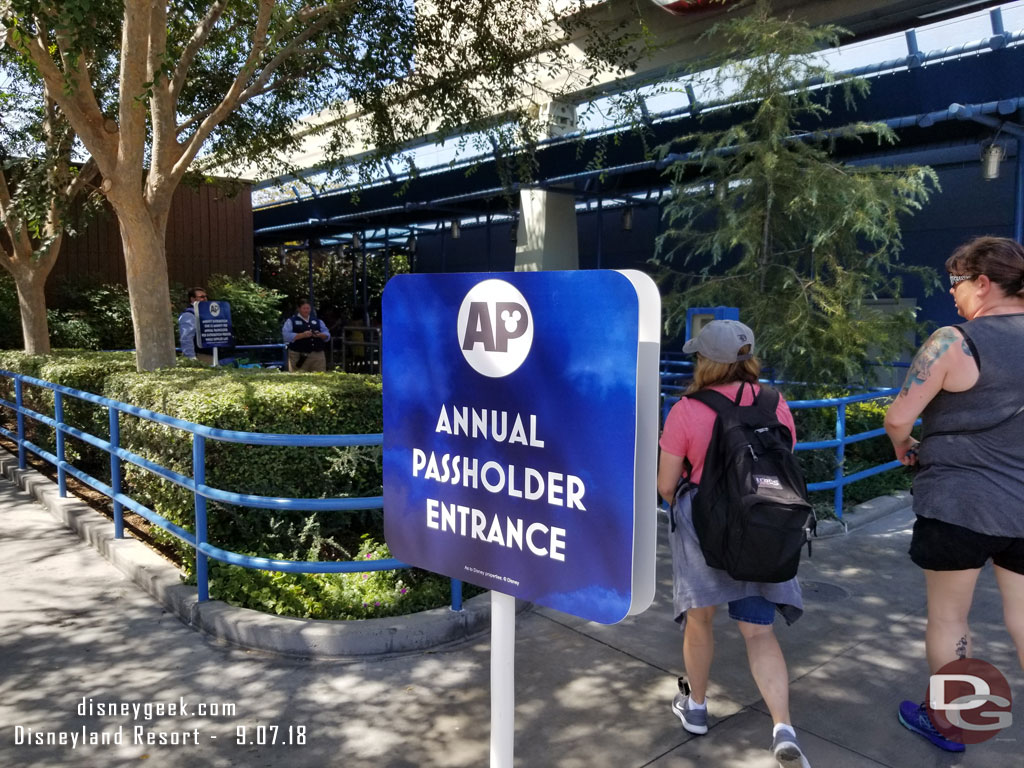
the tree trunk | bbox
[11,265,53,355]
[114,199,177,371]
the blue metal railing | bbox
[659,368,915,521]
[2,359,912,618]
[788,389,907,520]
[0,369,464,612]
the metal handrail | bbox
[0,368,464,612]
[659,375,914,521]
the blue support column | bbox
[109,407,124,539]
[834,405,847,520]
[15,377,25,469]
[54,391,66,497]
[193,434,210,602]
[307,240,315,306]
[1015,137,1024,243]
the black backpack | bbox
[682,383,815,583]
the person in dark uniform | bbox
[282,299,331,372]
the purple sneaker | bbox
[898,700,965,753]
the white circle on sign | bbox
[457,280,533,377]
[209,302,221,317]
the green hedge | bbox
[789,388,913,518]
[102,366,399,616]
[0,350,138,474]
[0,351,471,620]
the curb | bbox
[814,490,913,538]
[0,453,519,659]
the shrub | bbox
[50,279,136,350]
[0,350,51,440]
[102,366,399,611]
[208,535,474,620]
[0,350,138,475]
[206,273,286,345]
[0,273,23,350]
[1,352,464,620]
[788,387,913,519]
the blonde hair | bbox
[686,346,760,394]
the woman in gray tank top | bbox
[884,236,1024,753]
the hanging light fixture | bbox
[352,232,362,249]
[621,205,634,231]
[406,233,417,253]
[451,220,461,239]
[982,142,1004,180]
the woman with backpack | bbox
[657,319,810,768]
[884,236,1024,753]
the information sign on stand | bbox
[383,270,660,768]
[195,301,234,366]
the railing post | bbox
[54,391,66,497]
[834,403,847,519]
[450,578,464,612]
[14,377,25,469]
[193,434,210,602]
[109,407,124,539]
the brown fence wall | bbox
[48,181,253,299]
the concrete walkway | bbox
[1,460,1022,767]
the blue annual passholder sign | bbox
[383,270,660,624]
[196,300,234,349]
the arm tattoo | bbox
[962,339,973,357]
[900,327,959,395]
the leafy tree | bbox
[49,278,135,350]
[206,272,285,344]
[2,0,643,370]
[656,1,939,387]
[0,43,100,354]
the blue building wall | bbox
[408,152,1020,347]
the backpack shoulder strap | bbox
[683,387,735,415]
[755,385,780,415]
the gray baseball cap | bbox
[682,319,755,363]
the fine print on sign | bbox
[382,271,660,624]
[196,301,234,348]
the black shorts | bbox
[909,515,1024,575]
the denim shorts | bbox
[727,595,777,625]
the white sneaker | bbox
[671,692,708,735]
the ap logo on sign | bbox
[457,279,533,377]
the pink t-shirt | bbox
[659,382,798,484]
